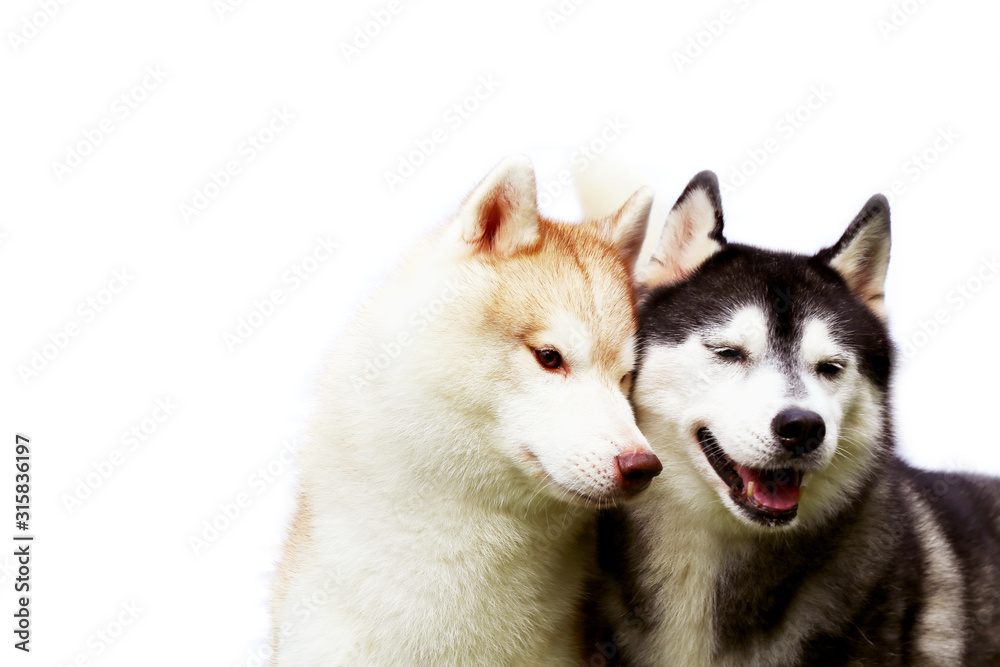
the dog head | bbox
[434,156,662,508]
[632,171,892,529]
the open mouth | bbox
[697,428,803,526]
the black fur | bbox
[637,244,892,393]
[596,173,1000,666]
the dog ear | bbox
[457,155,540,255]
[641,170,726,287]
[816,195,891,320]
[591,186,655,270]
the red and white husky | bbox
[270,156,661,665]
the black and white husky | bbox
[594,172,1000,666]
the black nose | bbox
[772,409,826,456]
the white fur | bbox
[646,187,723,285]
[458,154,540,253]
[580,170,899,664]
[826,208,891,320]
[270,157,653,665]
[572,158,666,271]
[908,487,964,662]
[628,308,887,665]
[601,186,655,267]
[621,483,725,666]
[574,160,726,284]
[634,311,882,532]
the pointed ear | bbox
[591,186,654,270]
[815,195,891,320]
[457,155,540,255]
[642,170,726,287]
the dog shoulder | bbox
[896,461,1000,662]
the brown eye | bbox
[817,361,845,377]
[713,346,746,362]
[534,348,563,370]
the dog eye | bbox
[534,348,563,370]
[817,361,844,377]
[713,347,746,362]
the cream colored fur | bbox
[270,156,655,665]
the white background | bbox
[2,1,998,664]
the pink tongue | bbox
[735,464,800,511]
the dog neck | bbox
[295,369,598,662]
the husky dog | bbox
[593,172,1000,666]
[270,156,664,665]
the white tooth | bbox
[747,481,755,502]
